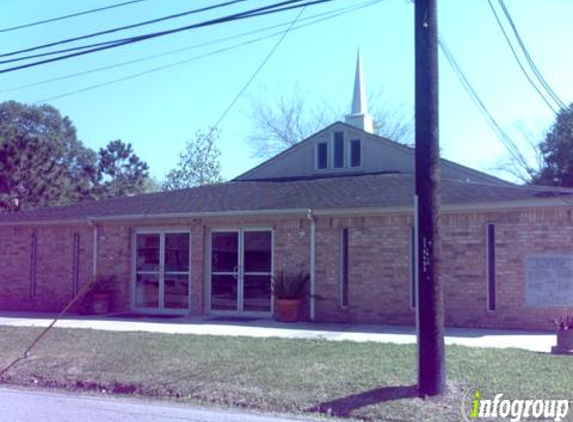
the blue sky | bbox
[1,0,572,182]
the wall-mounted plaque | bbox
[525,255,573,307]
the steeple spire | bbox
[345,50,374,133]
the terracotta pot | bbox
[275,298,302,322]
[557,329,573,350]
[91,292,112,315]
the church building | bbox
[1,55,572,330]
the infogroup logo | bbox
[461,389,570,422]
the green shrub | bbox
[271,270,309,299]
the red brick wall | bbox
[0,224,93,312]
[1,207,572,330]
[314,215,415,324]
[440,209,573,330]
[312,209,573,330]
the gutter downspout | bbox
[306,209,316,321]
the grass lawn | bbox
[0,326,570,422]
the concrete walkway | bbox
[0,312,556,353]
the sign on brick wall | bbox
[525,255,573,307]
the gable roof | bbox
[234,121,513,187]
[1,173,573,225]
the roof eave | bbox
[0,196,571,227]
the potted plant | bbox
[272,270,309,322]
[86,274,117,315]
[552,315,573,355]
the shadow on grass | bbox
[307,384,418,418]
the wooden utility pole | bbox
[414,0,445,397]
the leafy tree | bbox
[531,104,573,186]
[0,101,96,211]
[93,140,150,199]
[163,128,223,190]
[247,85,414,158]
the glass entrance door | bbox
[134,231,190,313]
[210,231,239,311]
[210,229,272,315]
[243,231,272,312]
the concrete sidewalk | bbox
[0,311,556,353]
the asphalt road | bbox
[0,387,316,422]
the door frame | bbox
[206,226,274,317]
[131,228,192,315]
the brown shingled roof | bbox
[1,173,573,224]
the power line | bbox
[0,1,349,72]
[33,0,379,104]
[213,4,306,128]
[5,0,375,95]
[0,0,151,34]
[485,0,558,114]
[0,0,337,75]
[0,0,251,60]
[33,32,292,104]
[496,0,566,110]
[438,36,531,173]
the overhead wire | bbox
[0,0,362,93]
[213,3,307,128]
[497,0,566,110]
[0,0,337,74]
[0,0,151,34]
[0,0,251,60]
[438,36,531,174]
[485,0,558,114]
[33,0,380,104]
[2,1,375,95]
[0,0,362,75]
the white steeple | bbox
[345,51,374,133]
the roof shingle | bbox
[1,173,573,224]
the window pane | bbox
[165,233,190,272]
[341,228,349,307]
[136,234,160,272]
[211,274,238,311]
[164,273,189,309]
[244,231,272,273]
[135,273,159,308]
[410,225,416,309]
[487,224,496,311]
[30,233,37,298]
[243,275,272,312]
[211,232,238,272]
[350,140,361,167]
[333,132,344,168]
[72,233,80,297]
[317,142,328,169]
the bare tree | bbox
[247,85,332,158]
[368,86,415,145]
[246,85,414,159]
[494,123,545,184]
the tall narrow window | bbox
[72,233,80,297]
[333,132,344,168]
[487,223,496,311]
[340,228,349,307]
[350,139,361,167]
[29,233,37,299]
[316,142,328,169]
[410,225,417,309]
